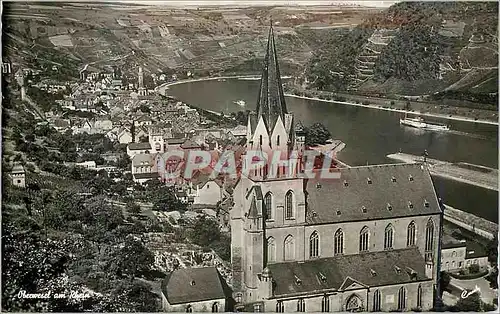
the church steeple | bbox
[256,22,288,133]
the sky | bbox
[118,1,399,7]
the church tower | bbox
[231,24,308,308]
[138,66,146,96]
[245,24,304,180]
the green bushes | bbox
[449,269,488,280]
[469,263,480,274]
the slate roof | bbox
[255,24,288,134]
[133,172,159,179]
[441,234,466,249]
[246,185,263,200]
[11,163,25,174]
[305,163,442,225]
[161,267,231,305]
[132,153,155,167]
[168,138,187,145]
[128,142,152,150]
[181,139,201,149]
[267,247,429,298]
[465,240,488,259]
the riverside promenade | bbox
[386,152,498,191]
[443,204,497,240]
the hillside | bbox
[2,3,380,81]
[3,2,497,108]
[305,1,498,106]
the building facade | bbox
[229,25,443,312]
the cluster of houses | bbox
[127,122,247,210]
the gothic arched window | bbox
[285,190,294,219]
[373,290,381,312]
[359,226,369,252]
[265,192,273,220]
[334,229,344,255]
[297,299,305,312]
[398,287,407,311]
[384,224,394,250]
[186,305,193,313]
[276,301,284,313]
[321,295,330,312]
[267,237,276,263]
[284,235,295,261]
[417,284,423,308]
[346,294,363,312]
[407,221,416,247]
[425,219,434,252]
[212,302,219,313]
[309,231,319,258]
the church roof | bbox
[246,185,263,200]
[161,267,231,305]
[305,163,442,225]
[128,142,152,150]
[267,247,429,298]
[254,24,288,134]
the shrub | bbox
[469,264,480,274]
[483,303,496,312]
[449,269,488,280]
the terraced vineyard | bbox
[27,172,86,192]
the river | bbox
[165,78,499,223]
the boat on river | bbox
[234,100,246,107]
[400,114,450,131]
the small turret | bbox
[258,267,273,300]
[10,163,26,188]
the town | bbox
[2,1,498,313]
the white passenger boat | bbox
[400,114,450,131]
[234,100,246,107]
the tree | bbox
[485,267,498,289]
[468,264,480,274]
[113,236,155,279]
[439,271,451,297]
[304,123,331,147]
[485,235,498,288]
[126,201,141,214]
[450,292,481,312]
[486,234,498,267]
[189,215,221,247]
[405,100,411,111]
[151,187,186,212]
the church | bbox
[229,25,443,312]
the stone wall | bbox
[260,280,433,312]
[161,295,226,312]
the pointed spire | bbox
[256,23,287,133]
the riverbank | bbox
[156,75,291,92]
[287,94,499,126]
[157,76,498,126]
[386,152,498,191]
